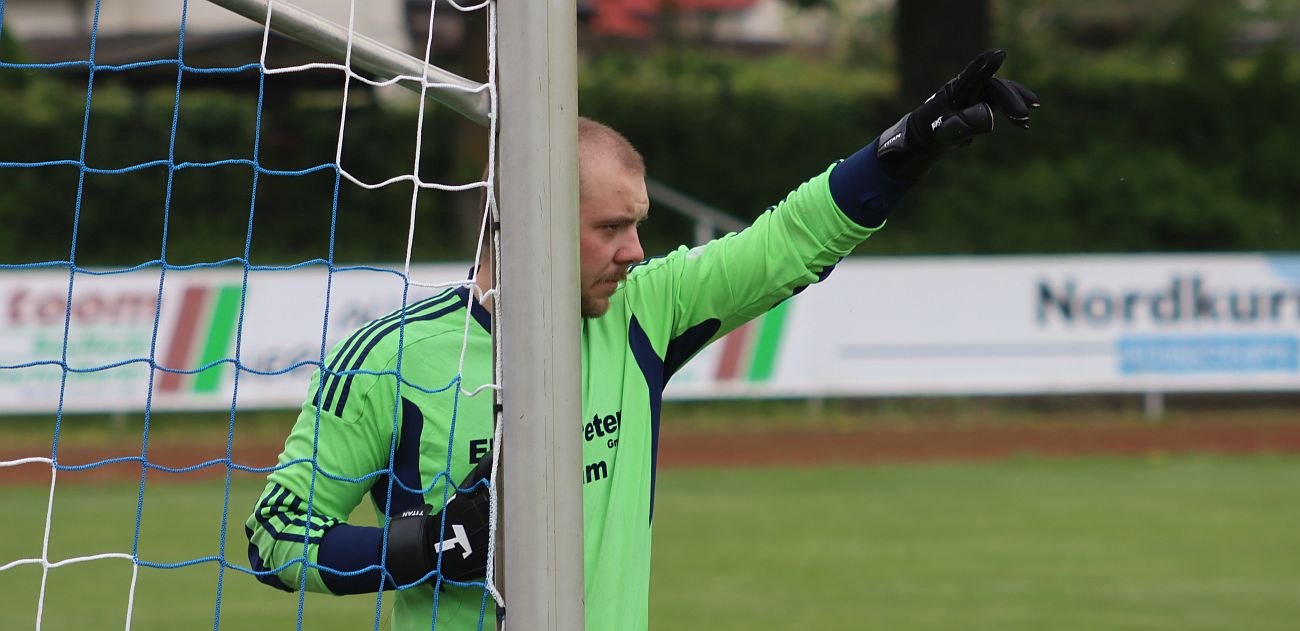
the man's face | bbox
[578,156,648,318]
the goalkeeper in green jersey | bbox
[246,50,1039,630]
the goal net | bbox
[0,0,580,629]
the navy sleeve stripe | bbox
[259,485,288,511]
[330,290,469,416]
[262,486,295,530]
[246,525,295,592]
[254,483,339,542]
[321,289,454,410]
[320,288,460,413]
[325,288,457,382]
[282,515,339,532]
[253,506,327,546]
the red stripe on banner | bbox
[715,322,752,381]
[158,286,208,393]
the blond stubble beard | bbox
[581,282,619,318]
[581,294,609,318]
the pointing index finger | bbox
[948,49,1006,106]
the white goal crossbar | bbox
[208,0,491,126]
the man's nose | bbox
[617,228,644,265]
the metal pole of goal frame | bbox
[495,0,585,630]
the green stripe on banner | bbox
[748,299,790,382]
[194,286,243,394]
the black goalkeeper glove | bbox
[385,453,493,586]
[876,49,1040,181]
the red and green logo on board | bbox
[714,299,790,383]
[158,284,244,394]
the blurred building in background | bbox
[0,0,846,61]
[579,0,843,47]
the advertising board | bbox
[3,255,1297,413]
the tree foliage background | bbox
[0,0,1297,265]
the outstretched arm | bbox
[621,50,1039,368]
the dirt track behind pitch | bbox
[4,418,1300,484]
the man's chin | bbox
[581,287,616,318]
[581,297,610,318]
[580,281,622,318]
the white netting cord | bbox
[35,464,56,629]
[480,0,507,614]
[386,0,505,616]
[14,465,139,627]
[256,1,490,199]
[124,557,142,630]
[3,1,506,628]
[260,0,504,614]
[0,457,57,575]
[329,0,359,211]
[3,463,136,631]
[401,0,434,279]
[456,161,501,400]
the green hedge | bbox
[581,54,1300,255]
[1,57,1297,266]
[0,79,471,267]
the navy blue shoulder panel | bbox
[663,319,720,381]
[789,256,844,299]
[369,397,426,517]
[627,316,664,525]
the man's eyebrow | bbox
[614,210,648,224]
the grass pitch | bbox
[1,455,1298,630]
[651,455,1300,631]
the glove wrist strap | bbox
[875,113,942,181]
[385,510,434,586]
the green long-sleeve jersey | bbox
[246,146,909,630]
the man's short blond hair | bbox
[578,116,644,182]
[479,117,643,261]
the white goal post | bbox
[493,1,585,630]
[206,0,584,628]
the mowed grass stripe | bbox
[651,455,1300,631]
[1,455,1297,631]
